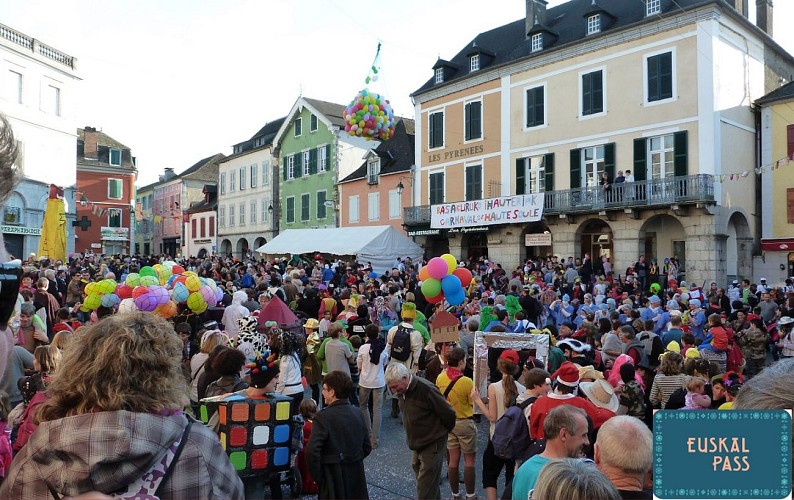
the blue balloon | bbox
[173,282,190,303]
[441,274,462,296]
[446,288,466,306]
[214,287,224,303]
[369,272,378,279]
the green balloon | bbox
[139,266,157,278]
[421,278,442,298]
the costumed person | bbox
[274,327,306,416]
[235,317,267,362]
[303,318,323,404]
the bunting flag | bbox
[715,152,794,183]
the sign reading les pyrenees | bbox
[430,194,544,229]
[654,410,791,499]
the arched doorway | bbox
[220,239,232,257]
[254,237,266,256]
[726,211,752,282]
[236,238,249,259]
[197,248,208,259]
[638,214,686,265]
[462,232,488,261]
[576,219,613,263]
[521,222,552,262]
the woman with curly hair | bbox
[0,312,244,499]
[275,328,306,415]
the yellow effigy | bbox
[38,185,66,262]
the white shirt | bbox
[276,353,304,396]
[357,343,388,389]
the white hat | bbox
[579,379,620,413]
[760,277,767,282]
[778,316,794,326]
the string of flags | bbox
[714,152,794,183]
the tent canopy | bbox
[255,225,423,275]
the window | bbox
[261,160,270,186]
[429,111,444,149]
[587,14,601,35]
[464,100,482,141]
[787,124,794,158]
[3,206,21,225]
[788,189,794,224]
[349,195,360,223]
[229,204,235,226]
[201,217,206,237]
[230,171,236,192]
[239,167,246,190]
[250,201,257,224]
[43,85,60,116]
[646,51,674,102]
[109,149,121,166]
[287,156,295,180]
[465,164,482,201]
[470,54,480,72]
[435,68,444,84]
[220,173,226,195]
[389,189,401,219]
[581,70,604,116]
[286,197,295,223]
[191,219,197,239]
[303,151,310,177]
[7,70,22,103]
[294,118,302,137]
[310,114,318,132]
[530,34,543,53]
[209,216,215,236]
[368,192,380,221]
[108,179,123,199]
[429,171,445,205]
[582,146,605,188]
[646,0,661,15]
[319,145,328,172]
[239,203,245,225]
[108,209,122,228]
[250,164,257,188]
[648,134,675,180]
[525,85,545,128]
[317,191,327,219]
[368,157,380,184]
[522,156,548,193]
[262,199,269,223]
[301,193,310,221]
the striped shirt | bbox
[650,373,689,409]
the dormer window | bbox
[470,54,480,72]
[435,68,444,84]
[367,157,380,184]
[587,14,601,35]
[531,33,543,53]
[646,0,661,15]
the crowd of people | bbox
[0,245,792,499]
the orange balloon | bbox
[154,300,177,318]
[418,266,430,282]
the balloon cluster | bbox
[166,267,223,315]
[343,89,396,141]
[116,265,176,318]
[80,278,120,312]
[418,254,473,306]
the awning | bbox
[255,225,423,275]
[761,239,794,252]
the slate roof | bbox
[303,97,348,128]
[177,153,225,181]
[339,118,416,183]
[184,185,218,214]
[228,116,287,159]
[756,80,794,105]
[77,128,130,150]
[413,0,790,96]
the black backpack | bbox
[491,396,536,461]
[665,387,687,410]
[390,324,413,362]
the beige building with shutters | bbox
[404,0,794,285]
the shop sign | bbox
[194,239,212,244]
[0,225,41,235]
[100,227,129,240]
[525,233,552,246]
[407,228,441,237]
[431,194,544,229]
[447,226,489,234]
[90,243,102,249]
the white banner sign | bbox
[525,233,552,246]
[430,194,544,229]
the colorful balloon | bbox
[118,298,137,314]
[134,293,159,312]
[154,300,177,319]
[100,293,120,308]
[440,254,458,274]
[171,265,185,275]
[343,89,396,141]
[125,273,141,287]
[116,284,133,299]
[132,286,149,300]
[97,279,117,295]
[172,282,190,303]
[441,274,462,296]
[446,288,466,306]
[418,266,430,282]
[421,278,442,298]
[426,293,445,304]
[81,294,101,311]
[187,292,207,313]
[452,268,473,288]
[84,282,98,296]
[214,287,224,303]
[139,266,157,278]
[139,275,159,287]
[427,257,449,280]
[149,285,171,306]
[185,275,201,292]
[198,285,215,306]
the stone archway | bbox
[521,222,552,262]
[197,248,208,259]
[253,237,267,256]
[236,238,249,259]
[461,232,488,261]
[220,239,232,257]
[726,211,752,282]
[638,214,686,266]
[575,218,613,263]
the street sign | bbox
[323,201,335,208]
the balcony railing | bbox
[403,174,714,226]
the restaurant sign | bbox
[431,194,544,229]
[100,227,129,241]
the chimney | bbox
[83,126,98,159]
[525,0,548,37]
[756,0,773,37]
[163,168,176,181]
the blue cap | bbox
[598,304,609,311]
[563,294,570,302]
[666,300,679,310]
[689,299,701,308]
[649,295,661,304]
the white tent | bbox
[255,225,423,275]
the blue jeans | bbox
[359,385,384,447]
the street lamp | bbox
[396,175,412,195]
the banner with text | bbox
[430,194,544,229]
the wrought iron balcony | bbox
[402,174,715,226]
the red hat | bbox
[550,361,580,387]
[499,349,520,365]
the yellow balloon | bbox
[185,275,201,292]
[440,254,458,274]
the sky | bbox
[1,0,792,187]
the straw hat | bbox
[577,364,604,382]
[579,379,619,413]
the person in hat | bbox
[303,318,323,403]
[529,361,615,441]
[557,338,595,367]
[594,415,653,499]
[512,405,591,500]
[580,379,620,414]
[688,299,706,341]
[221,290,250,340]
[776,315,794,359]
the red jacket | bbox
[529,393,615,440]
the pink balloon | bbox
[427,257,450,280]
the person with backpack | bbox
[435,347,476,500]
[386,302,424,418]
[618,325,649,368]
[471,349,526,500]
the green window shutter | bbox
[293,153,302,177]
[309,148,318,174]
[326,144,331,170]
[317,191,326,219]
[516,158,526,195]
[464,103,471,141]
[472,101,481,139]
[660,52,673,100]
[604,143,616,181]
[648,56,659,102]
[582,73,592,116]
[544,153,554,192]
[569,149,581,189]
[282,158,288,181]
[674,131,688,177]
[633,138,647,182]
[592,71,603,113]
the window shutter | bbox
[660,52,673,99]
[293,153,302,177]
[633,139,647,182]
[325,144,331,170]
[516,158,526,195]
[569,149,581,189]
[582,73,592,115]
[673,131,688,177]
[544,153,555,192]
[593,71,603,113]
[604,143,615,181]
[464,104,471,140]
[282,158,288,180]
[787,124,794,158]
[309,148,318,174]
[648,56,659,102]
[472,101,481,139]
